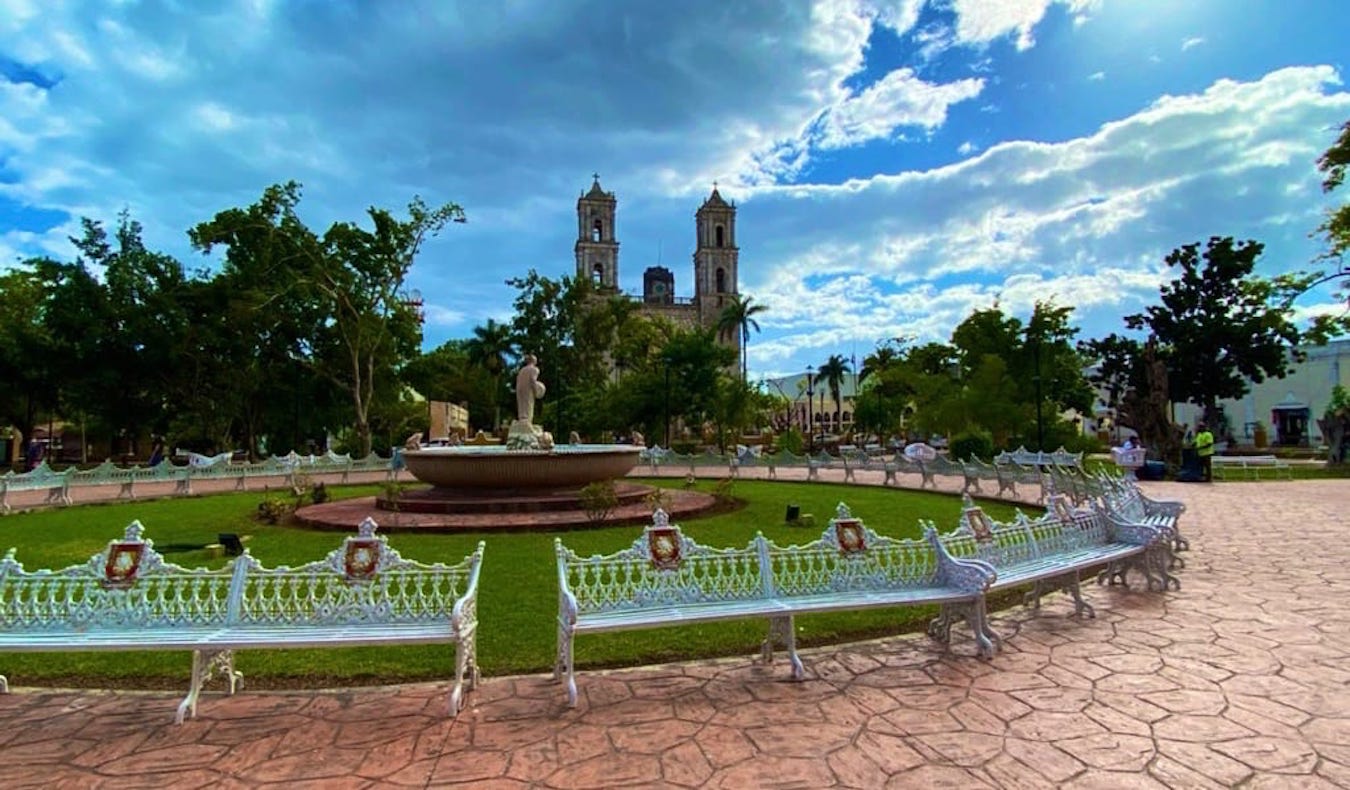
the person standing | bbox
[1195,421,1216,482]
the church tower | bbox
[575,175,619,292]
[693,184,739,328]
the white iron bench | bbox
[933,494,1167,648]
[0,461,73,512]
[553,506,997,706]
[1211,454,1293,480]
[0,518,484,723]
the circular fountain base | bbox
[294,486,722,532]
[376,481,657,514]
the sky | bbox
[2,0,1348,381]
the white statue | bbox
[515,354,547,423]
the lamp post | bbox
[663,355,672,449]
[1032,334,1044,452]
[805,365,815,455]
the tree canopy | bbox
[1125,237,1300,422]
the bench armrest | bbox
[925,526,996,593]
[1100,509,1163,546]
[555,538,579,628]
[450,541,486,634]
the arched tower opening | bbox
[574,174,619,291]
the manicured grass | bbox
[0,479,1027,689]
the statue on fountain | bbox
[508,354,549,450]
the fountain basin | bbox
[400,444,644,490]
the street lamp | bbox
[805,365,815,455]
[663,354,672,449]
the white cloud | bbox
[1181,36,1205,51]
[950,0,1100,51]
[1088,70,1106,81]
[958,141,977,155]
[816,68,985,148]
[739,66,1350,370]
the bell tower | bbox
[575,174,619,292]
[693,184,738,327]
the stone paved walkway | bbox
[3,479,1349,788]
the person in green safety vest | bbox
[1195,421,1216,482]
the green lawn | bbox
[0,479,1028,689]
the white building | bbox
[1166,339,1349,446]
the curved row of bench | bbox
[0,478,1183,721]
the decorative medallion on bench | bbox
[832,503,867,554]
[341,519,384,583]
[964,507,994,543]
[102,523,154,589]
[646,509,683,570]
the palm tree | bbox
[817,353,850,436]
[465,319,515,430]
[860,345,899,383]
[716,295,768,380]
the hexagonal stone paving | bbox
[3,474,1348,787]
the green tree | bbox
[0,266,56,458]
[1315,118,1350,265]
[1125,237,1301,423]
[190,182,464,456]
[816,353,850,435]
[464,319,515,431]
[1078,333,1145,442]
[1275,118,1350,341]
[716,294,767,380]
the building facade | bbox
[1171,339,1350,447]
[574,176,742,366]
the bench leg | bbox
[449,634,475,716]
[0,674,7,693]
[177,649,242,725]
[928,600,999,658]
[760,616,804,680]
[1096,561,1132,589]
[555,624,578,707]
[1148,545,1181,592]
[1026,573,1095,619]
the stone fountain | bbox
[296,354,715,531]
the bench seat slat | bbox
[775,586,973,615]
[572,600,787,632]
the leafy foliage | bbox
[1125,237,1300,418]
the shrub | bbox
[579,479,619,523]
[713,476,735,503]
[776,428,805,456]
[256,497,290,525]
[311,482,329,505]
[644,487,671,513]
[951,431,994,462]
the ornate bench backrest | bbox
[941,499,1041,566]
[765,503,951,597]
[0,521,236,631]
[557,510,766,615]
[233,518,479,626]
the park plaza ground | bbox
[1,465,1347,787]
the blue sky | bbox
[2,0,1348,380]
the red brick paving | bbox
[3,469,1349,787]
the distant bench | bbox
[0,519,484,722]
[1211,454,1293,480]
[553,506,998,706]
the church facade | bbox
[573,176,742,368]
